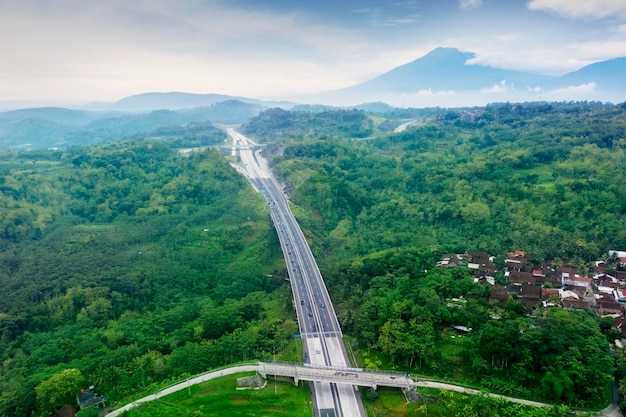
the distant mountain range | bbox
[82,92,293,112]
[306,47,626,106]
[1,46,624,149]
[0,100,269,149]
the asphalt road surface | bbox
[228,128,366,417]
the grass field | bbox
[119,372,312,417]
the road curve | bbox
[104,364,259,417]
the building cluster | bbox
[436,250,626,335]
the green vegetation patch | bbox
[0,141,293,416]
[121,373,312,417]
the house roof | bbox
[597,300,623,314]
[532,268,546,277]
[559,289,580,300]
[596,273,617,283]
[563,285,586,297]
[509,271,535,285]
[519,284,541,297]
[563,299,590,310]
[467,251,491,262]
[519,297,541,310]
[76,388,105,410]
[614,315,626,334]
[489,285,509,305]
[597,285,617,295]
[541,288,560,299]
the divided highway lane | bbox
[227,128,365,417]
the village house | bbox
[437,250,626,332]
[436,251,496,279]
[76,387,105,411]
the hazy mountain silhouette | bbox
[307,47,625,106]
[83,92,294,112]
[0,107,110,126]
[0,101,265,149]
[343,47,555,94]
[556,57,626,90]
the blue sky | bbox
[0,0,625,105]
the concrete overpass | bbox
[259,362,416,391]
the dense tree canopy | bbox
[260,102,626,264]
[2,102,625,414]
[0,141,294,416]
[248,102,626,407]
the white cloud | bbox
[0,0,381,100]
[411,88,458,96]
[542,82,600,101]
[453,30,626,76]
[459,0,483,11]
[527,0,626,20]
[480,80,517,94]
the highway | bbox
[228,128,366,417]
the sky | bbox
[1,0,626,106]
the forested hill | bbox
[0,142,297,416]
[241,107,375,141]
[251,101,626,263]
[0,101,252,150]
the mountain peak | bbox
[330,46,556,100]
[419,47,476,64]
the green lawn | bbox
[120,372,312,417]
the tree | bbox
[36,368,85,416]
[619,378,626,402]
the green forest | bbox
[1,101,625,416]
[244,102,626,408]
[0,142,297,416]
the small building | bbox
[509,271,535,285]
[76,387,106,410]
[614,315,626,335]
[597,299,624,316]
[563,299,590,310]
[489,285,509,306]
[541,287,560,304]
